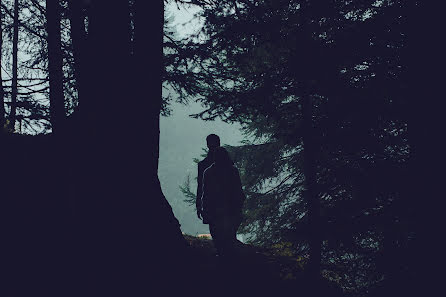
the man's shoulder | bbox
[198,156,212,168]
[203,163,216,176]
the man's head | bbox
[206,134,220,152]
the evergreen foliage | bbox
[174,0,417,294]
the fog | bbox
[157,3,245,236]
[159,102,243,235]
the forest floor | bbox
[182,234,344,296]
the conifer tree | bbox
[176,0,415,291]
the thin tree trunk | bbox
[0,4,5,129]
[299,1,322,280]
[403,2,429,294]
[9,0,19,132]
[46,0,66,134]
[302,91,322,279]
[67,0,86,108]
[45,2,70,294]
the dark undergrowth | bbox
[182,234,344,296]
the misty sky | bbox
[159,3,245,235]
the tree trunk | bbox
[67,0,86,108]
[9,0,19,131]
[46,0,66,134]
[45,2,71,295]
[133,0,187,264]
[70,1,187,293]
[132,0,164,173]
[302,92,322,279]
[299,1,322,280]
[403,2,431,294]
[0,4,5,129]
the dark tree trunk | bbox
[298,1,322,280]
[403,2,432,294]
[46,0,66,134]
[70,1,187,294]
[45,2,71,295]
[0,4,5,129]
[67,0,86,108]
[133,0,187,264]
[133,0,162,174]
[9,0,19,131]
[302,92,322,279]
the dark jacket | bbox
[201,163,246,224]
[196,154,214,214]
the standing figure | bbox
[196,134,220,221]
[200,147,245,256]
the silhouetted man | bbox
[196,134,221,222]
[200,147,245,256]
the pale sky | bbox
[165,1,203,38]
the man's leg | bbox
[226,214,243,257]
[209,222,224,256]
[220,217,234,255]
[227,214,241,243]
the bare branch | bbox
[0,2,46,40]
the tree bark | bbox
[9,0,19,131]
[46,0,66,134]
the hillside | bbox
[182,234,344,296]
